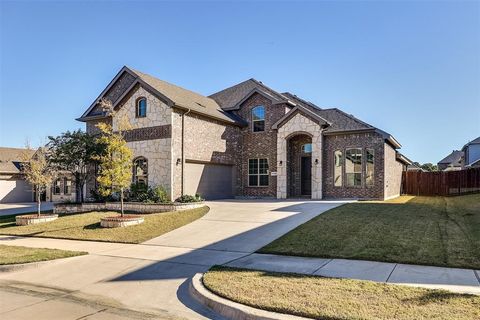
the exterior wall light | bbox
[315,159,319,165]
[279,160,283,166]
[176,158,181,165]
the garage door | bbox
[185,163,234,199]
[0,178,32,203]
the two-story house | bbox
[78,66,410,201]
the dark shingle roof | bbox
[438,150,463,165]
[462,136,480,150]
[0,147,34,174]
[209,79,290,110]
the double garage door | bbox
[184,162,234,200]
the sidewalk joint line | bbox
[474,270,480,285]
[311,258,333,274]
[220,253,253,266]
[386,263,398,283]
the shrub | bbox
[175,194,203,203]
[128,183,171,203]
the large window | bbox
[345,148,362,187]
[366,149,374,186]
[53,179,61,195]
[64,178,71,194]
[248,158,269,186]
[136,97,147,118]
[251,106,265,132]
[334,150,343,187]
[133,157,148,186]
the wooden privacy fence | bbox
[402,167,480,196]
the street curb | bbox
[0,255,85,273]
[189,273,310,320]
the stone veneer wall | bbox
[85,85,174,200]
[277,113,323,199]
[54,201,206,214]
[322,132,385,199]
[232,93,287,198]
[384,143,403,199]
[170,110,241,199]
[287,134,312,197]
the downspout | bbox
[181,108,191,196]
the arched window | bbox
[136,97,147,118]
[133,157,148,186]
[251,106,265,132]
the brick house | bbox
[78,66,410,201]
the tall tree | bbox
[47,130,102,203]
[93,99,133,216]
[21,147,55,216]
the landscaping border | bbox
[189,273,309,320]
[54,201,205,214]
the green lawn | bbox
[0,245,86,265]
[0,206,209,243]
[259,194,480,269]
[203,266,480,320]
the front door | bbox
[301,156,312,196]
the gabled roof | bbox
[79,66,242,125]
[438,150,463,165]
[462,136,480,150]
[209,78,294,110]
[272,105,330,130]
[0,147,34,174]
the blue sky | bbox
[1,0,479,164]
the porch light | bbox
[279,160,283,166]
[315,159,319,165]
[176,158,181,165]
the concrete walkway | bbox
[225,253,480,295]
[0,199,344,319]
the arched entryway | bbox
[287,133,312,198]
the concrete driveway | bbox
[0,202,54,216]
[0,199,343,319]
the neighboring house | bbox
[78,66,410,201]
[0,147,76,203]
[0,147,34,203]
[406,163,426,172]
[462,137,480,168]
[437,150,463,171]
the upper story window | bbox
[133,157,148,186]
[302,143,312,154]
[136,97,147,118]
[251,106,265,132]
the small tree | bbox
[47,130,102,203]
[93,99,133,216]
[21,146,55,216]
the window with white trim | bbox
[248,158,269,186]
[334,150,343,187]
[63,178,71,194]
[345,148,362,187]
[366,149,374,186]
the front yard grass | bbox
[203,266,480,320]
[0,206,209,243]
[259,194,480,269]
[0,245,86,265]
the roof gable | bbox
[78,67,241,125]
[438,150,463,164]
[272,106,330,130]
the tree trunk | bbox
[80,182,84,203]
[75,178,81,203]
[120,187,124,217]
[37,185,41,218]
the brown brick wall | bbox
[171,109,241,199]
[233,93,288,197]
[384,143,403,199]
[322,132,385,199]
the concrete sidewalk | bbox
[225,253,480,295]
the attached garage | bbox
[185,162,234,199]
[0,176,32,203]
